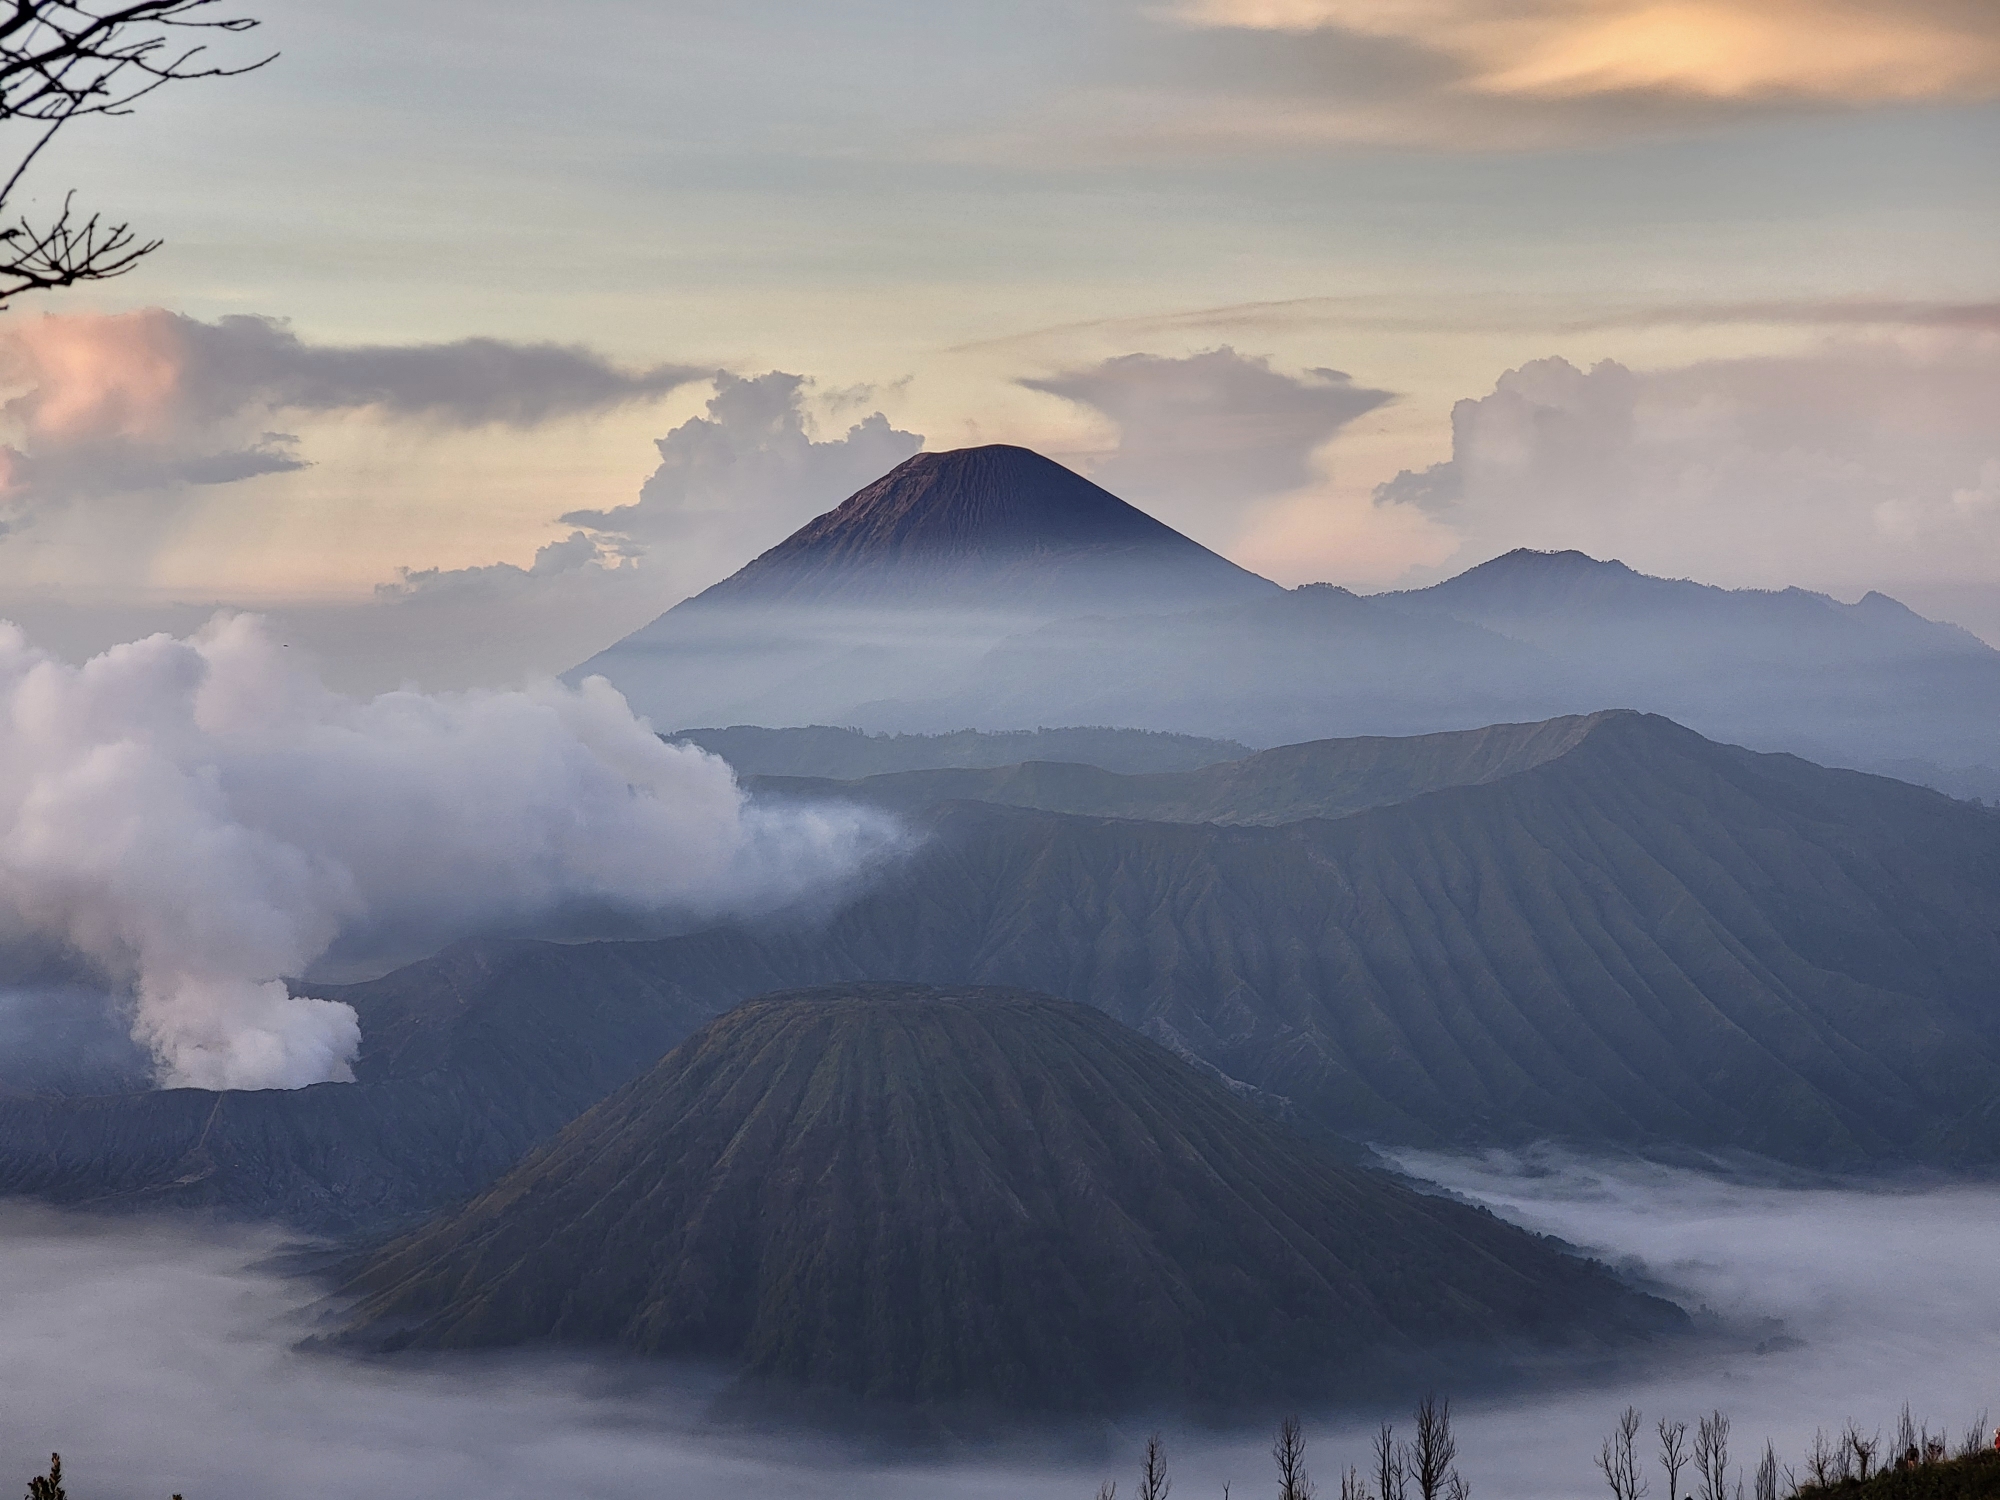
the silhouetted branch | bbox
[0,0,269,305]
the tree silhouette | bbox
[25,1453,64,1500]
[0,1,271,307]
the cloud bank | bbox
[1022,346,1391,531]
[1177,0,2000,105]
[0,309,703,511]
[0,615,897,1090]
[7,1161,2000,1498]
[1374,337,2000,591]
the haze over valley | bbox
[0,2,1996,1496]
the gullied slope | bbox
[343,985,1676,1410]
[746,714,1604,825]
[334,712,2000,1169]
[9,711,2000,1232]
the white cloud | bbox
[1020,346,1392,532]
[0,614,898,1090]
[560,371,924,583]
[1373,337,2000,590]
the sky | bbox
[2,0,1997,685]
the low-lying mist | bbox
[0,614,901,1091]
[3,1155,1997,1499]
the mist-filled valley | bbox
[3,1157,1996,1500]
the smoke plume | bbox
[0,614,896,1091]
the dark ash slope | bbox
[7,710,2000,1231]
[342,984,1678,1412]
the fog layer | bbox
[2,1158,1998,1499]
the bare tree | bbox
[1896,1404,1919,1467]
[0,1,270,307]
[1801,1429,1839,1490]
[1658,1419,1691,1500]
[1842,1422,1878,1481]
[1960,1412,1992,1460]
[1339,1467,1370,1500]
[1442,1475,1470,1500]
[1752,1442,1777,1500]
[1694,1412,1731,1500]
[1411,1396,1458,1500]
[1274,1416,1315,1500]
[1138,1434,1171,1500]
[1598,1408,1649,1500]
[1097,1485,1118,1500]
[1375,1423,1407,1500]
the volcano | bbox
[565,445,1277,726]
[672,444,1277,612]
[340,983,1678,1414]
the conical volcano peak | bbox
[683,443,1277,612]
[782,444,1194,559]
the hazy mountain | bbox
[341,983,1680,1413]
[570,445,1277,727]
[8,711,2000,1229]
[902,553,2000,767]
[672,724,1248,779]
[745,714,1605,825]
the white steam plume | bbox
[0,614,896,1091]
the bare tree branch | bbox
[0,0,269,307]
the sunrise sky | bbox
[3,0,1996,686]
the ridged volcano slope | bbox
[8,711,2000,1232]
[342,985,1675,1411]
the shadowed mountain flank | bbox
[324,712,2000,1171]
[340,984,1679,1413]
[6,712,2000,1232]
[744,714,1605,825]
[682,445,1275,611]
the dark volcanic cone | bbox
[341,983,1679,1413]
[681,444,1278,612]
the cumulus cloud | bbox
[0,309,702,513]
[0,614,898,1090]
[1176,0,2000,105]
[1021,346,1392,525]
[561,371,923,570]
[1373,337,2000,591]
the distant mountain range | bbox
[573,444,2000,776]
[671,724,1248,779]
[5,711,2000,1234]
[340,983,1679,1414]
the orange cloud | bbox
[1177,0,2000,104]
[0,310,190,444]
